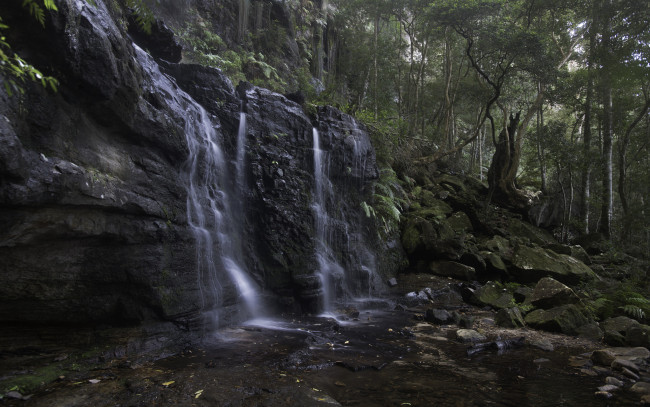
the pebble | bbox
[631,382,650,394]
[597,384,619,392]
[606,377,624,387]
[622,367,640,380]
[612,358,640,373]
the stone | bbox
[610,346,650,360]
[605,377,624,387]
[626,325,650,349]
[529,338,554,352]
[471,282,515,310]
[495,307,526,328]
[509,245,597,284]
[529,277,580,309]
[612,358,640,374]
[455,329,487,343]
[631,382,650,394]
[524,304,590,335]
[387,278,398,287]
[506,218,555,245]
[598,384,619,392]
[602,316,641,335]
[428,261,476,281]
[447,211,473,232]
[544,244,592,265]
[513,286,532,303]
[425,308,454,324]
[576,323,604,342]
[459,252,486,275]
[622,367,640,380]
[591,349,616,366]
[604,331,627,347]
[642,394,650,405]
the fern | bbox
[360,201,375,218]
[126,0,155,34]
[621,305,646,321]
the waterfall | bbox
[236,112,247,190]
[184,106,261,325]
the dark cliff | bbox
[0,0,378,351]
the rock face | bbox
[0,0,378,346]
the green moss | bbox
[1,364,63,395]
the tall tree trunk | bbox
[536,84,547,194]
[598,0,613,239]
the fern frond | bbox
[621,305,645,321]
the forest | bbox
[1,0,650,405]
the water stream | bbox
[184,103,261,326]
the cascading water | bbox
[312,128,345,311]
[184,103,262,326]
[312,125,385,313]
[235,111,247,190]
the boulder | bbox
[544,244,592,265]
[529,277,580,309]
[524,304,590,335]
[626,325,650,349]
[591,349,616,366]
[602,316,641,335]
[428,261,476,281]
[509,245,597,284]
[425,308,454,324]
[506,218,555,246]
[495,307,526,328]
[576,323,603,341]
[471,282,514,310]
[447,211,473,232]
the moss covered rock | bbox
[530,277,580,309]
[471,282,514,309]
[509,245,597,284]
[524,304,590,335]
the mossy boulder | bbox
[506,218,555,245]
[529,277,580,309]
[544,244,592,265]
[471,281,514,309]
[417,194,453,219]
[484,235,511,257]
[509,245,597,284]
[481,251,508,276]
[447,211,473,232]
[524,304,590,335]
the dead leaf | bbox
[162,381,175,387]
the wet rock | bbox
[594,391,613,399]
[622,367,640,380]
[454,313,475,328]
[455,329,487,343]
[643,394,650,405]
[428,261,476,281]
[602,316,640,337]
[626,325,650,349]
[612,346,650,360]
[459,252,486,275]
[512,286,532,303]
[128,18,182,63]
[529,338,554,352]
[605,331,628,347]
[598,384,619,392]
[509,245,597,284]
[530,277,580,309]
[387,278,398,287]
[495,307,526,328]
[612,358,640,374]
[425,309,454,324]
[524,304,590,335]
[591,349,616,366]
[471,282,514,310]
[484,236,511,256]
[631,382,650,394]
[606,377,624,387]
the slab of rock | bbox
[428,261,476,281]
[495,307,526,328]
[456,329,487,343]
[576,323,604,342]
[605,377,624,387]
[529,338,554,352]
[509,245,596,284]
[530,277,580,309]
[524,304,590,335]
[611,358,640,374]
[471,282,514,310]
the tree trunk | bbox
[487,112,529,211]
[598,0,613,239]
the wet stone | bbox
[606,377,625,387]
[529,338,554,352]
[631,382,650,394]
[612,358,640,374]
[425,308,454,324]
[455,329,486,343]
[594,391,613,399]
[597,384,619,392]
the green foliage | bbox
[586,282,650,322]
[363,167,409,238]
[125,0,155,34]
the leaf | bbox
[162,381,175,387]
[194,389,203,399]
